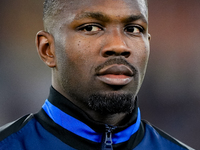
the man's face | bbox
[52,0,150,114]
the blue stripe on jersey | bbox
[42,99,141,144]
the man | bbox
[0,0,195,149]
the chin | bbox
[87,92,135,115]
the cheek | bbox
[64,39,96,76]
[139,46,149,70]
[130,39,149,64]
[129,39,150,79]
[67,36,93,59]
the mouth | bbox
[96,64,135,86]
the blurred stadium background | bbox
[0,0,199,149]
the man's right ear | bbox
[36,30,56,68]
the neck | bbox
[85,110,128,126]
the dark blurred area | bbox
[0,0,199,149]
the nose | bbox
[101,30,131,58]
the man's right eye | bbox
[79,25,102,32]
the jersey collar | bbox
[42,86,141,144]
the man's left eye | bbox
[125,26,143,34]
[81,25,102,32]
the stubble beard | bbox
[87,93,135,115]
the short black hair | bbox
[43,0,148,32]
[43,0,58,20]
[43,0,61,32]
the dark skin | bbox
[36,0,150,126]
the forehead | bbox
[58,0,147,23]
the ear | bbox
[36,30,56,68]
[148,33,151,41]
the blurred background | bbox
[0,0,199,149]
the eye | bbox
[125,26,143,34]
[79,25,102,32]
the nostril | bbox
[103,51,130,57]
[121,51,130,58]
[104,51,116,57]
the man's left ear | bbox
[36,30,56,68]
[148,33,151,41]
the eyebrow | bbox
[122,14,148,24]
[74,12,147,24]
[74,12,110,22]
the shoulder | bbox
[138,120,195,150]
[0,114,34,142]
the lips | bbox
[96,65,135,86]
